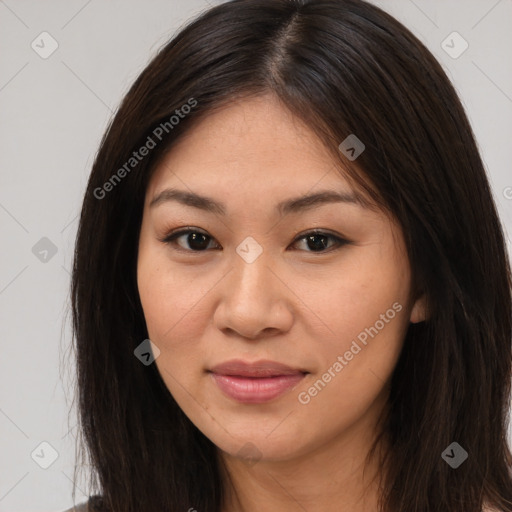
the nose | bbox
[213,249,294,340]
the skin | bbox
[137,93,427,512]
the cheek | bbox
[295,299,408,429]
[138,265,201,342]
[291,247,409,348]
[137,252,210,403]
[137,242,221,361]
[289,243,410,403]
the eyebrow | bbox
[149,187,368,215]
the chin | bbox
[201,421,313,464]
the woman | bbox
[66,0,512,511]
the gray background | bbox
[1,1,511,510]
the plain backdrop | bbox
[1,0,511,510]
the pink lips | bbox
[209,359,308,404]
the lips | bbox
[208,359,308,403]
[210,359,307,377]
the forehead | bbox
[146,94,359,202]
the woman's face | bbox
[137,94,426,464]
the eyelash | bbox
[159,227,350,254]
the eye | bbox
[160,228,219,252]
[290,230,349,253]
[160,227,349,254]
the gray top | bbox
[61,498,498,511]
[62,502,89,512]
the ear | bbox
[409,293,428,324]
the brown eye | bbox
[160,228,349,254]
[162,229,219,252]
[291,231,348,253]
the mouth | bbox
[208,359,309,404]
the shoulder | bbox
[62,496,103,512]
[62,503,88,512]
[61,499,500,512]
[483,504,505,512]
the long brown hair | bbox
[70,0,512,510]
